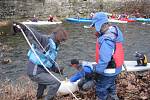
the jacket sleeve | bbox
[69,71,84,82]
[26,27,49,47]
[95,39,115,74]
[15,22,49,47]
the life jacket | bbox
[48,16,53,22]
[95,26,124,68]
[95,40,99,63]
[27,38,58,68]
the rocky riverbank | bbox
[0,21,150,100]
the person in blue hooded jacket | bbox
[69,59,95,91]
[89,12,124,100]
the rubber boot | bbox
[36,84,46,99]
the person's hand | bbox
[83,66,92,73]
[82,61,95,70]
[59,67,64,74]
[51,66,64,74]
[92,64,96,72]
[12,22,28,34]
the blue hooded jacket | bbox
[91,12,124,76]
[95,26,124,76]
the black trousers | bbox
[36,84,47,99]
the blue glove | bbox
[83,66,93,73]
[70,66,93,82]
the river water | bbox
[0,21,150,82]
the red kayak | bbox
[120,18,136,22]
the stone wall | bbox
[0,0,103,20]
[0,0,149,20]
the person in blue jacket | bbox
[69,59,95,91]
[31,14,38,22]
[90,12,124,100]
[13,22,68,100]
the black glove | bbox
[92,72,99,81]
[13,22,28,33]
[51,66,64,74]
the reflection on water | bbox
[0,21,150,82]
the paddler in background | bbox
[48,15,60,22]
[90,12,95,19]
[118,12,128,20]
[48,15,54,22]
[31,14,38,22]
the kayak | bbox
[110,18,135,23]
[66,18,128,23]
[57,61,150,95]
[66,18,92,23]
[91,61,150,72]
[119,18,136,22]
[21,21,62,25]
[123,61,150,72]
[129,18,150,22]
[136,18,150,22]
[108,19,128,23]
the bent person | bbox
[69,59,95,91]
[13,22,68,100]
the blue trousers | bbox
[96,75,118,100]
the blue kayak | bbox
[129,18,150,22]
[66,18,92,23]
[136,18,150,22]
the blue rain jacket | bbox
[95,26,124,76]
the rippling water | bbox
[0,21,150,82]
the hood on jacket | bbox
[91,12,108,32]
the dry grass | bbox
[0,71,150,100]
[0,75,96,100]
[0,76,36,100]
